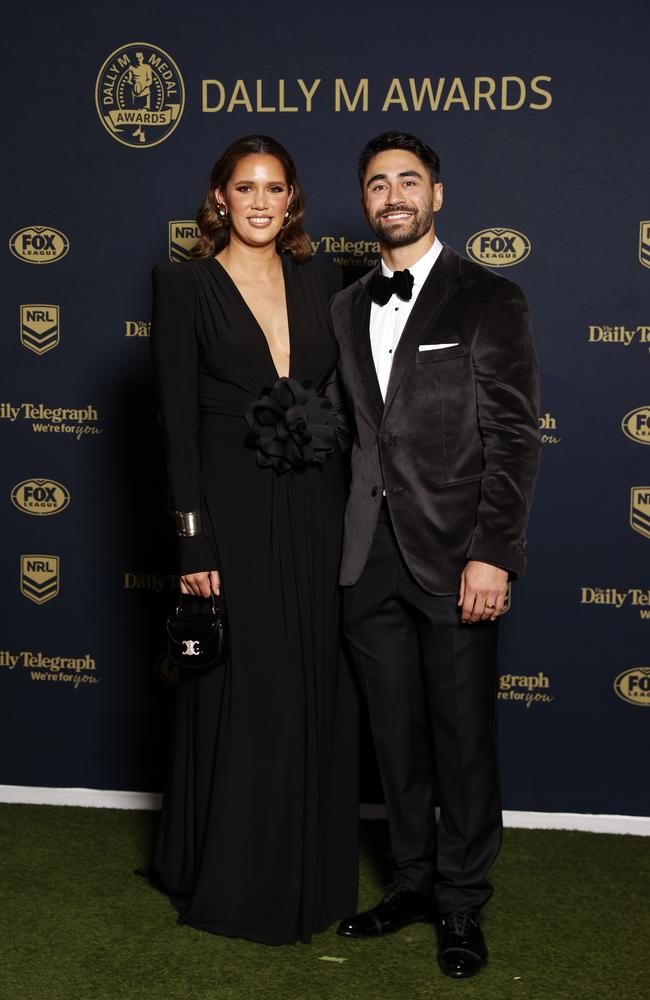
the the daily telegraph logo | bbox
[498,672,554,708]
[20,555,60,605]
[311,235,380,268]
[614,667,650,706]
[20,305,60,355]
[587,325,650,349]
[630,487,650,540]
[0,649,99,688]
[639,222,650,270]
[11,479,70,516]
[125,321,150,338]
[96,43,184,148]
[0,402,101,440]
[580,587,650,620]
[123,571,177,591]
[621,406,650,445]
[169,221,199,262]
[539,412,560,445]
[465,228,531,268]
[9,227,69,264]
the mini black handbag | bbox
[166,592,228,671]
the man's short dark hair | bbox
[358,131,441,189]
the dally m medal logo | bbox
[622,406,650,445]
[614,667,650,706]
[20,305,60,355]
[169,221,200,261]
[639,222,650,270]
[20,555,60,605]
[9,227,69,264]
[95,42,184,148]
[11,479,70,516]
[630,487,650,539]
[466,228,531,267]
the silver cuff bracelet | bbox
[175,510,203,537]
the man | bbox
[331,131,540,979]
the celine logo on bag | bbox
[182,639,201,656]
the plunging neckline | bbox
[209,253,292,381]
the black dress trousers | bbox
[343,503,502,914]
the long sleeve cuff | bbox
[177,533,219,576]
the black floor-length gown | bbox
[149,252,358,945]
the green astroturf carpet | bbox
[0,804,648,1000]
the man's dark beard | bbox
[371,205,434,247]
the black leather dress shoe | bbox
[337,886,433,938]
[437,910,487,978]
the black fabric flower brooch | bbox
[245,377,336,473]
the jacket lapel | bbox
[382,245,461,418]
[349,267,384,419]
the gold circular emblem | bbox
[11,479,70,516]
[621,406,650,445]
[466,228,531,268]
[9,226,69,264]
[95,42,185,148]
[614,667,650,706]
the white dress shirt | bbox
[369,236,444,400]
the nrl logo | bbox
[20,554,60,605]
[169,220,200,261]
[20,305,60,355]
[630,487,650,539]
[639,221,650,270]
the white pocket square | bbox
[418,342,459,351]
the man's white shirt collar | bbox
[379,236,444,287]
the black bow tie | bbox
[368,268,414,307]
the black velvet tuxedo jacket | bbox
[331,244,541,594]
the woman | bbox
[149,135,358,945]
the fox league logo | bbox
[621,406,650,444]
[95,42,184,148]
[466,228,531,267]
[614,667,650,706]
[9,227,69,264]
[12,479,70,516]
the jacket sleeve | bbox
[150,263,219,575]
[466,280,541,577]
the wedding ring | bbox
[485,603,496,609]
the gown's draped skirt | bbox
[153,412,358,945]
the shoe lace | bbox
[383,884,411,905]
[446,911,477,937]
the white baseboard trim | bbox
[0,785,648,836]
[0,785,163,811]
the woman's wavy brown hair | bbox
[191,135,312,262]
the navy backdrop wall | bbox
[2,0,648,815]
